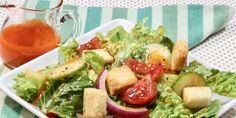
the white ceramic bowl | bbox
[0,19,235,118]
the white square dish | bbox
[0,19,235,118]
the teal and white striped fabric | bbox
[0,1,235,118]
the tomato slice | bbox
[127,58,149,75]
[127,58,163,81]
[46,112,60,118]
[120,75,158,105]
[149,64,163,81]
[79,37,101,53]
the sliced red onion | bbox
[96,69,108,89]
[97,70,149,118]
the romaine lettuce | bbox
[150,83,192,118]
[83,51,105,74]
[100,18,172,63]
[59,40,79,63]
[130,17,165,44]
[38,71,95,117]
[182,61,236,98]
[150,83,221,118]
[193,100,221,118]
[13,73,39,102]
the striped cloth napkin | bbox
[0,1,235,118]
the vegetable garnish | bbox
[97,70,149,118]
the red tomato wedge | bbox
[149,64,163,81]
[127,58,163,81]
[46,112,60,118]
[79,37,101,53]
[127,58,149,75]
[120,75,158,105]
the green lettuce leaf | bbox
[131,47,146,62]
[193,100,221,118]
[150,83,192,118]
[83,51,105,74]
[59,40,79,63]
[101,26,129,56]
[150,83,221,118]
[50,101,74,118]
[13,73,39,102]
[106,26,129,42]
[130,17,165,44]
[38,71,95,117]
[182,61,236,98]
[181,61,214,80]
[88,69,98,82]
[38,79,64,113]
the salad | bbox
[13,18,236,118]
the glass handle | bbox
[58,10,81,44]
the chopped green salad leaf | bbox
[83,51,105,74]
[131,47,146,62]
[193,100,221,118]
[102,18,168,62]
[59,40,79,63]
[182,61,236,98]
[130,17,165,44]
[181,61,214,80]
[150,83,192,118]
[13,73,39,102]
[150,83,221,118]
[39,71,95,117]
[106,26,129,42]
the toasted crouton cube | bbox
[83,88,107,118]
[171,39,188,72]
[107,65,137,95]
[183,87,212,109]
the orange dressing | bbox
[0,19,60,67]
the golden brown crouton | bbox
[183,87,212,109]
[83,88,108,118]
[107,65,137,95]
[171,39,188,72]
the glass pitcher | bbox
[0,0,81,68]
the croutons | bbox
[83,88,108,118]
[183,87,212,109]
[83,49,114,64]
[46,59,87,80]
[171,39,188,72]
[107,65,137,95]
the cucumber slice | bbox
[145,43,171,65]
[46,59,88,80]
[173,72,205,97]
[160,74,179,86]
